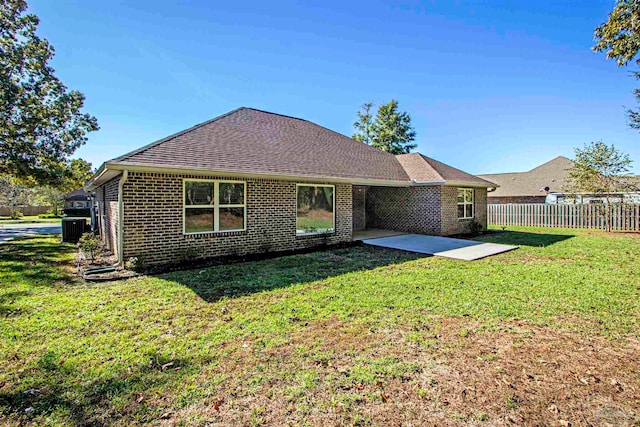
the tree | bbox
[352,100,417,154]
[352,102,375,146]
[32,158,92,215]
[33,185,64,215]
[62,158,93,192]
[0,174,34,214]
[566,141,634,202]
[593,0,640,129]
[0,0,98,185]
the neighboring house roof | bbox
[478,156,575,198]
[89,107,494,188]
[397,153,496,186]
[65,189,90,201]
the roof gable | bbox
[477,156,575,197]
[397,153,496,186]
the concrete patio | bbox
[360,233,518,261]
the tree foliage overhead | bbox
[566,141,634,200]
[353,100,417,155]
[593,0,640,67]
[0,0,98,185]
[593,0,640,129]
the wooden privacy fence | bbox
[0,206,51,216]
[488,203,640,231]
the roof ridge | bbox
[419,154,496,186]
[528,156,574,172]
[110,107,247,163]
[242,107,308,122]
[416,154,447,181]
[478,156,574,176]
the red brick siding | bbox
[365,186,442,234]
[120,172,352,266]
[440,186,488,235]
[352,186,366,231]
[95,176,120,256]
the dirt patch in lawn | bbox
[162,317,640,426]
[427,318,639,426]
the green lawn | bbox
[0,215,62,224]
[1,227,639,426]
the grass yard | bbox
[0,227,639,426]
[0,216,62,225]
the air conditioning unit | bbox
[61,218,88,243]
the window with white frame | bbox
[457,188,474,219]
[296,184,335,235]
[183,179,246,234]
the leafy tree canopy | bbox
[593,0,640,67]
[593,0,640,129]
[353,100,417,155]
[566,141,634,199]
[0,0,98,185]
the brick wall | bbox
[440,186,488,235]
[365,186,442,234]
[95,176,120,256]
[352,186,366,231]
[119,172,352,266]
[95,177,120,255]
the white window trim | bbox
[296,183,336,236]
[457,188,474,220]
[183,178,247,235]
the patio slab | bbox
[362,234,518,261]
[352,229,407,241]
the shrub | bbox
[125,257,142,271]
[79,232,102,263]
[38,213,62,218]
[466,220,484,236]
[9,210,23,220]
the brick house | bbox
[87,108,496,266]
[478,156,575,204]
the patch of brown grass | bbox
[160,317,640,426]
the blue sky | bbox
[30,0,639,174]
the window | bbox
[75,201,86,208]
[296,184,335,235]
[457,188,474,219]
[183,179,246,234]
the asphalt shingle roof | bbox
[99,107,493,187]
[111,107,410,183]
[397,154,496,186]
[478,156,575,197]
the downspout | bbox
[117,170,128,265]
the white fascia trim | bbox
[442,181,497,188]
[103,162,413,187]
[412,180,447,186]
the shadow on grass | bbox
[163,245,424,303]
[0,235,77,287]
[0,352,192,426]
[476,230,574,247]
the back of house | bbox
[87,107,495,267]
